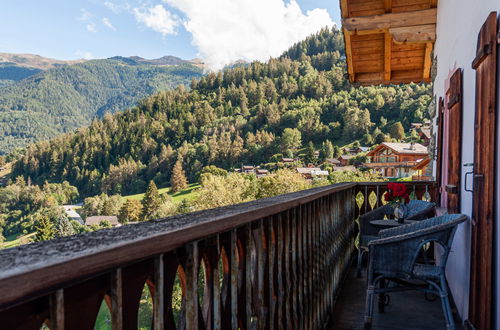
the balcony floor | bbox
[328,267,464,330]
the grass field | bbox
[122,183,200,204]
[1,232,35,249]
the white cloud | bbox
[133,5,179,37]
[102,17,116,30]
[163,0,334,71]
[86,22,98,33]
[104,1,130,14]
[78,8,93,21]
[75,50,94,60]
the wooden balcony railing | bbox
[0,181,436,330]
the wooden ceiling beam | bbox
[343,29,356,82]
[423,42,433,79]
[342,8,437,31]
[340,0,349,18]
[384,31,392,82]
[390,24,436,43]
[384,0,393,13]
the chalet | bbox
[295,167,329,179]
[281,158,295,163]
[364,142,428,177]
[326,158,341,166]
[344,146,369,155]
[255,169,269,177]
[85,216,120,227]
[341,1,500,328]
[412,122,432,146]
[338,154,354,166]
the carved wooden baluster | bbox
[236,227,247,328]
[110,269,123,330]
[255,219,266,329]
[267,216,277,329]
[290,207,298,328]
[243,224,254,330]
[283,209,292,329]
[185,242,199,330]
[276,213,284,330]
[295,205,304,329]
[307,202,314,330]
[50,289,64,330]
[212,235,221,330]
[230,229,238,329]
[153,254,165,330]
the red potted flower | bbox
[384,182,410,223]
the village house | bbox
[85,216,120,227]
[296,166,329,179]
[325,158,341,167]
[411,122,432,146]
[364,142,429,178]
[338,154,354,166]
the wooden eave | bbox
[340,0,438,85]
[412,157,431,170]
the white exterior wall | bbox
[433,0,500,325]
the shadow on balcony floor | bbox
[327,267,464,330]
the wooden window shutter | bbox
[468,11,498,330]
[445,68,463,213]
[435,97,444,205]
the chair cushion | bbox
[411,263,442,280]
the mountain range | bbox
[0,53,204,153]
[13,28,432,197]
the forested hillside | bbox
[13,27,432,197]
[0,58,203,153]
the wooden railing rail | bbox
[0,183,362,330]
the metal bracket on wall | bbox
[464,163,474,192]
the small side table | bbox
[370,219,418,229]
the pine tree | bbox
[171,158,188,193]
[118,199,142,224]
[34,217,55,242]
[141,181,162,221]
[304,141,316,165]
[319,140,334,161]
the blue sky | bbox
[0,0,341,70]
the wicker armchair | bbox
[357,200,435,277]
[363,214,467,330]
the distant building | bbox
[364,142,429,178]
[62,205,83,224]
[326,158,341,166]
[296,167,329,179]
[241,165,255,174]
[338,155,354,166]
[85,216,120,227]
[344,146,369,155]
[331,165,357,173]
[411,122,432,146]
[255,169,269,177]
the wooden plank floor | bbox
[327,267,464,330]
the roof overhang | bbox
[340,0,438,85]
